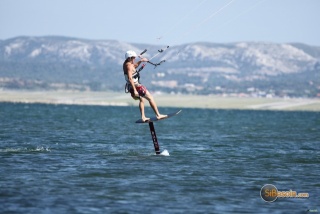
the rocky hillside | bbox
[0,36,319,97]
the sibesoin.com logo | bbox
[260,184,309,202]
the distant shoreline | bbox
[0,90,320,112]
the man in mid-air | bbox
[123,50,167,122]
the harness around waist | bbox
[124,71,141,93]
[124,71,140,84]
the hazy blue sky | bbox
[1,0,319,46]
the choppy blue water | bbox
[0,103,319,213]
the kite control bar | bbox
[140,49,147,55]
[137,48,166,72]
[135,49,146,73]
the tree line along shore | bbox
[0,90,319,112]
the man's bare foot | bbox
[142,117,150,122]
[156,114,168,120]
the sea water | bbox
[0,103,319,213]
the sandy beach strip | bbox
[0,90,319,111]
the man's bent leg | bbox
[144,91,167,119]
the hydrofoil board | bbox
[136,110,181,123]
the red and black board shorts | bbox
[129,85,147,99]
